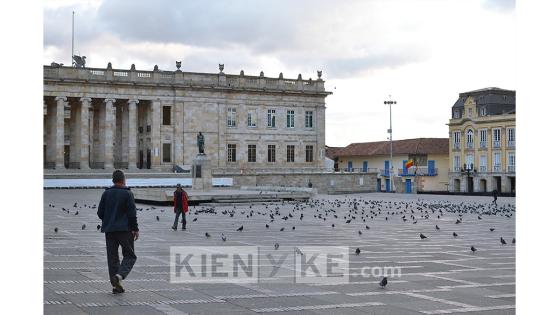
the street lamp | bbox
[384,97,397,192]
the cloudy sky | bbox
[44,0,515,147]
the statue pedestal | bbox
[192,154,211,191]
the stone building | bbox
[333,138,449,193]
[43,63,331,172]
[447,87,515,193]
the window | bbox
[479,106,486,116]
[480,155,487,172]
[468,108,472,117]
[286,110,295,128]
[453,110,461,119]
[466,154,474,170]
[479,129,487,148]
[492,128,501,147]
[267,109,276,128]
[286,145,295,162]
[227,107,237,127]
[162,106,171,125]
[453,155,461,172]
[466,129,474,148]
[247,110,256,128]
[493,151,501,172]
[453,131,461,149]
[408,154,427,166]
[305,111,313,128]
[267,145,276,162]
[305,145,313,162]
[507,152,515,172]
[162,143,171,163]
[227,144,236,162]
[247,144,256,162]
[507,128,515,147]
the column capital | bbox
[55,96,67,102]
[79,97,92,103]
[104,98,116,104]
[128,99,139,105]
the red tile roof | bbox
[325,146,344,160]
[334,138,449,157]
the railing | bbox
[453,142,460,150]
[480,141,487,149]
[507,165,515,173]
[493,165,502,172]
[44,65,327,93]
[466,142,474,149]
[493,140,501,148]
[479,165,487,172]
[507,140,515,148]
[381,168,390,176]
[453,166,461,172]
[398,167,438,176]
[340,167,379,173]
[212,167,337,175]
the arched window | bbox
[466,129,474,148]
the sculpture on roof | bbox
[176,61,182,71]
[72,55,86,68]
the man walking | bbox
[492,189,498,205]
[97,170,139,294]
[172,184,189,231]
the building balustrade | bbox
[507,165,515,173]
[493,165,502,172]
[507,140,515,148]
[493,140,501,148]
[466,142,474,149]
[398,167,438,176]
[480,141,487,149]
[44,65,327,94]
[453,142,460,150]
[479,165,487,172]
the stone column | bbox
[54,96,66,169]
[103,98,116,169]
[79,98,91,169]
[174,102,184,165]
[128,99,139,170]
[150,100,161,168]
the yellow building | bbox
[333,138,449,193]
[448,87,515,194]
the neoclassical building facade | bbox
[447,87,515,194]
[43,63,331,172]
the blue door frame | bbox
[347,161,353,172]
[384,160,390,176]
[362,161,368,172]
[428,160,435,176]
[405,179,412,193]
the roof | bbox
[334,138,449,158]
[453,87,516,108]
[325,146,344,160]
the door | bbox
[362,161,368,172]
[405,179,412,193]
[377,178,381,192]
[428,160,435,175]
[467,177,474,193]
[146,149,151,169]
[347,161,353,172]
[384,160,390,176]
[64,145,70,168]
[385,178,391,192]
[139,150,143,169]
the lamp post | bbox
[384,97,397,192]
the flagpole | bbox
[71,11,75,66]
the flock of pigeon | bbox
[48,196,515,289]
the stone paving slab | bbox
[44,190,515,314]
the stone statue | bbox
[73,55,86,68]
[317,70,322,79]
[107,62,112,70]
[297,73,302,80]
[130,64,136,71]
[153,64,159,71]
[219,64,224,73]
[259,71,264,77]
[279,72,283,79]
[197,132,205,154]
[240,70,244,76]
[176,61,182,71]
[50,62,63,68]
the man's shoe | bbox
[181,227,186,231]
[111,274,124,293]
[172,227,177,231]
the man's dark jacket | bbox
[97,185,139,232]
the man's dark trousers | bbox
[172,210,186,229]
[105,231,137,280]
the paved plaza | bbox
[44,190,515,314]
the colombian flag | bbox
[405,159,414,169]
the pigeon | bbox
[478,215,482,220]
[292,226,295,230]
[500,237,507,245]
[420,233,428,239]
[355,248,361,255]
[237,225,244,231]
[265,224,269,229]
[436,225,440,230]
[331,223,335,228]
[81,224,86,230]
[295,247,303,255]
[365,225,370,230]
[470,246,477,253]
[453,232,458,238]
[358,230,362,235]
[54,227,58,233]
[379,276,388,288]
[274,243,279,250]
[97,224,101,231]
[280,227,285,231]
[156,216,160,221]
[75,211,79,215]
[455,219,461,224]
[193,218,198,222]
[490,228,495,232]
[205,232,211,238]
[512,237,516,244]
[221,234,226,242]
[345,219,352,224]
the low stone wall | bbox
[228,172,378,194]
